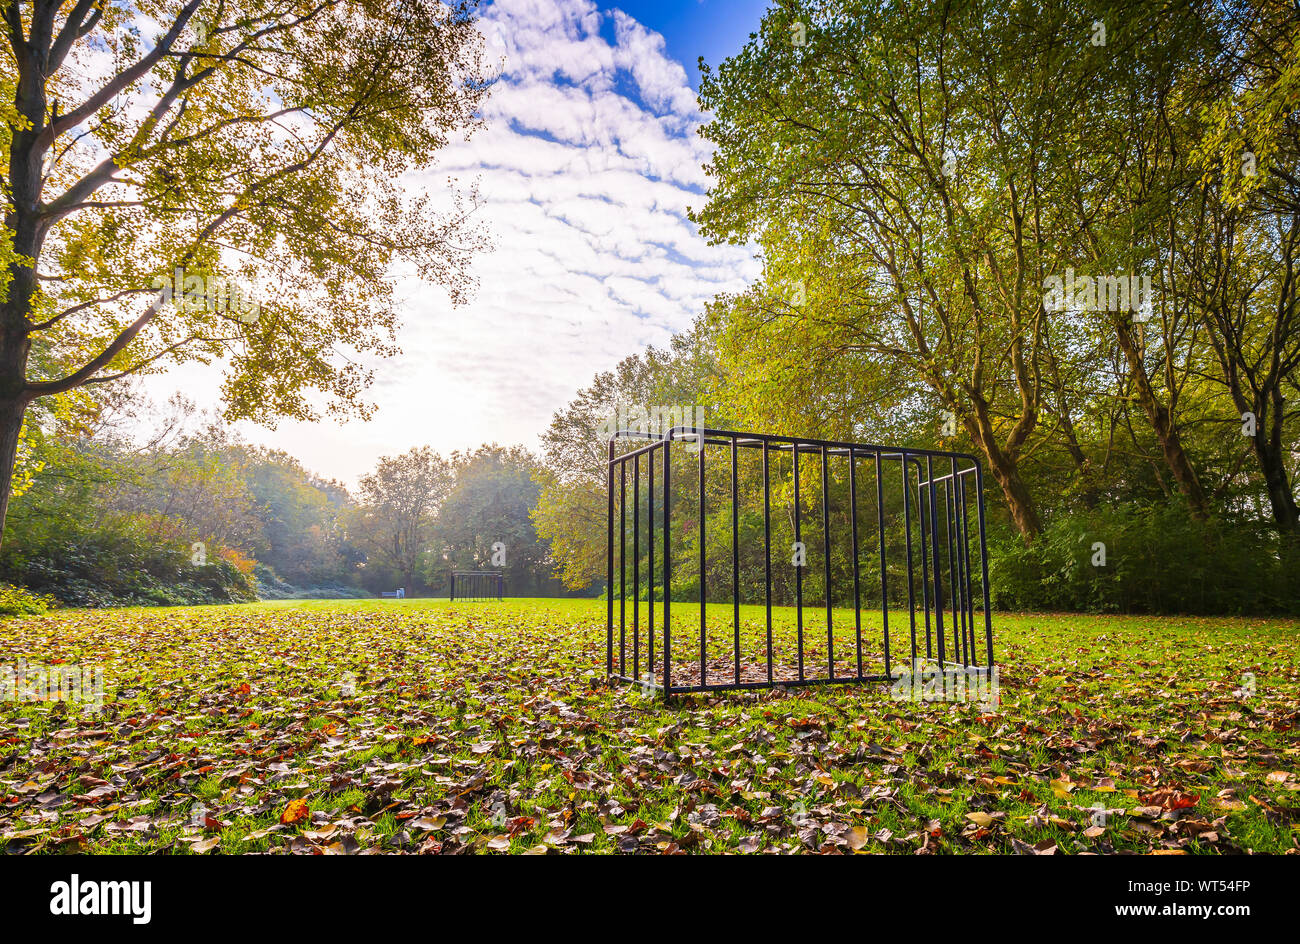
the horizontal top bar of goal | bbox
[451,571,504,577]
[608,426,981,467]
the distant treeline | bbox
[1,397,580,608]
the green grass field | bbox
[1,598,1297,854]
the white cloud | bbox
[144,0,758,486]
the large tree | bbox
[691,0,1261,542]
[431,444,556,595]
[691,1,1138,540]
[0,0,488,540]
[347,445,452,594]
[533,328,721,589]
[1186,0,1300,530]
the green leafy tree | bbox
[241,447,356,586]
[0,0,489,541]
[533,328,721,589]
[431,444,559,596]
[346,445,452,593]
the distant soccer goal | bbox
[606,426,994,697]
[449,571,504,602]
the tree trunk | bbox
[1115,321,1210,518]
[1058,410,1099,509]
[986,448,1043,541]
[967,410,1045,543]
[0,396,28,547]
[1147,400,1209,517]
[1255,387,1300,531]
[1258,446,1300,531]
[962,401,1042,542]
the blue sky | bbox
[598,0,770,87]
[146,0,770,485]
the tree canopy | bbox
[0,0,490,539]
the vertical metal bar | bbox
[951,465,961,665]
[450,570,455,602]
[699,438,706,689]
[731,435,740,685]
[958,469,975,666]
[944,479,954,662]
[821,445,833,680]
[927,455,945,670]
[648,447,655,676]
[850,449,862,679]
[901,452,917,669]
[633,452,640,683]
[663,441,672,695]
[794,444,804,682]
[620,460,626,677]
[875,451,890,679]
[975,462,994,668]
[606,441,614,677]
[917,461,932,659]
[961,473,972,665]
[763,440,773,685]
[954,470,966,664]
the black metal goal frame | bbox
[606,426,994,697]
[450,571,504,602]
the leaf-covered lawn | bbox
[1,599,1297,854]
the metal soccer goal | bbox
[449,571,504,602]
[606,426,994,697]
